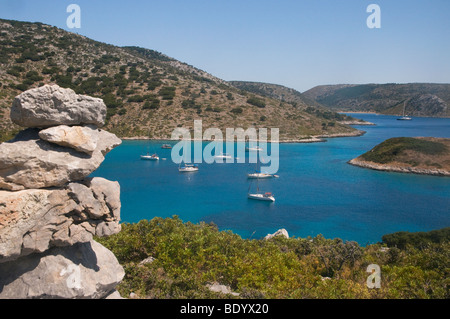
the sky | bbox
[1,0,449,92]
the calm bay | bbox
[92,113,450,245]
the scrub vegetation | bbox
[97,217,449,299]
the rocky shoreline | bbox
[348,158,450,177]
[121,130,366,144]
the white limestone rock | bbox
[264,229,289,240]
[10,84,106,128]
[0,128,121,190]
[39,125,99,154]
[0,241,125,299]
[0,178,121,263]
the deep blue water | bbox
[92,114,450,245]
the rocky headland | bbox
[0,84,124,299]
[348,137,450,176]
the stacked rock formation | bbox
[0,85,124,299]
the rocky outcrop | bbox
[10,85,106,128]
[0,85,124,299]
[265,229,289,240]
[0,128,121,191]
[348,158,450,176]
[39,125,100,154]
[0,241,124,299]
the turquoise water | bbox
[92,114,450,244]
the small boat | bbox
[247,158,278,179]
[248,192,275,202]
[397,104,412,121]
[247,172,279,179]
[179,163,199,173]
[214,153,233,160]
[247,180,275,202]
[141,153,159,161]
[161,144,173,149]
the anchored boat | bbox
[179,163,199,172]
[141,153,159,161]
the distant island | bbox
[349,137,450,176]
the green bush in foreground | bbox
[97,216,449,299]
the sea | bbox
[92,113,450,245]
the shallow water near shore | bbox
[92,114,450,245]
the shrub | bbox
[159,86,176,100]
[230,107,243,114]
[247,96,266,108]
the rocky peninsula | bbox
[349,137,450,176]
[0,85,124,299]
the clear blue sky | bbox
[1,0,449,92]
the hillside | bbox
[349,137,450,176]
[228,81,323,109]
[303,83,450,118]
[228,81,375,126]
[0,19,361,142]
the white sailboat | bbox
[248,188,275,202]
[214,153,233,160]
[247,172,279,179]
[141,153,159,161]
[247,180,275,202]
[397,103,412,121]
[179,163,199,172]
[247,157,279,179]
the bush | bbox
[382,228,450,249]
[159,86,176,100]
[247,96,266,108]
[128,95,145,103]
[103,93,123,109]
[143,98,160,110]
[230,107,243,114]
[25,71,44,82]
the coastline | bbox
[348,158,450,177]
[121,129,367,144]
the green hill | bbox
[303,83,450,117]
[0,19,360,142]
[349,137,450,176]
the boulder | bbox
[206,282,240,297]
[0,178,121,263]
[0,241,125,299]
[39,125,99,154]
[264,229,289,240]
[10,84,106,128]
[0,128,121,190]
